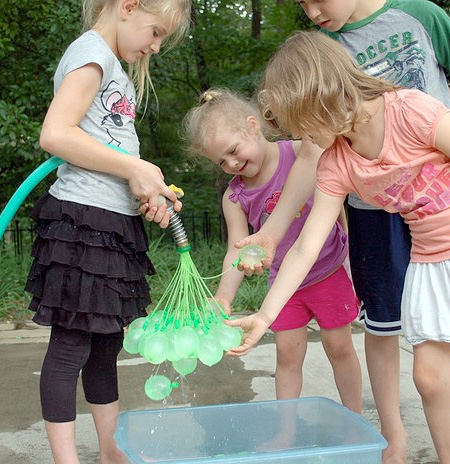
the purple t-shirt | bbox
[229,140,348,289]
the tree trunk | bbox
[251,0,261,40]
[191,5,211,91]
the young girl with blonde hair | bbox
[228,30,450,464]
[26,0,190,462]
[183,88,362,415]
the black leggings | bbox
[40,325,124,423]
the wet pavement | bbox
[0,319,439,463]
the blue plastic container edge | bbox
[118,396,349,417]
[114,397,387,464]
[120,442,386,464]
[114,416,130,463]
[116,396,385,439]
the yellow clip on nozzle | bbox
[169,184,184,199]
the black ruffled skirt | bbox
[25,193,155,334]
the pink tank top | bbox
[229,140,348,288]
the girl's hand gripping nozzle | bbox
[158,185,190,252]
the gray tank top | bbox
[49,30,141,215]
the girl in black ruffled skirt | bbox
[25,0,190,462]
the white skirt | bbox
[402,260,450,345]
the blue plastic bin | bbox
[115,397,387,463]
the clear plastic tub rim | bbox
[115,396,387,464]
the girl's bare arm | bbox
[227,189,345,356]
[235,140,322,273]
[40,64,179,212]
[214,189,252,313]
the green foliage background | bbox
[1,0,449,221]
[0,0,310,224]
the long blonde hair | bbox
[82,0,190,108]
[258,30,399,138]
[182,88,264,157]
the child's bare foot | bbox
[381,434,407,464]
[256,429,295,452]
[100,447,128,464]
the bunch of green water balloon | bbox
[124,309,243,400]
[123,247,246,401]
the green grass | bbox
[0,239,267,322]
[0,253,33,322]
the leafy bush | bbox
[0,239,267,322]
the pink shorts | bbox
[270,266,359,332]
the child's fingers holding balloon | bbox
[225,313,270,356]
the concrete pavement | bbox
[0,319,439,463]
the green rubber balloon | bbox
[128,316,148,332]
[123,326,145,354]
[173,326,199,358]
[172,357,197,376]
[215,323,243,351]
[140,332,169,364]
[198,333,223,367]
[238,244,267,269]
[165,330,182,362]
[144,375,176,401]
[148,309,165,323]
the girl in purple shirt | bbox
[183,88,361,416]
